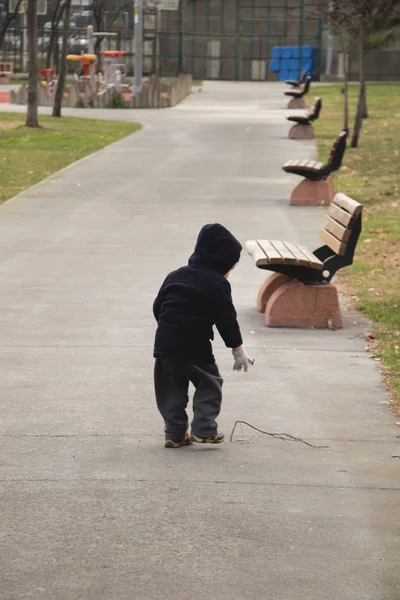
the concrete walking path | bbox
[0,82,399,600]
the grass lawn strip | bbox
[0,112,141,205]
[312,83,400,411]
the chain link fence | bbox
[1,0,399,81]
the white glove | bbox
[232,346,255,373]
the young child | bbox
[153,223,255,448]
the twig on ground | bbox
[230,420,329,449]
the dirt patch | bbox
[0,120,21,131]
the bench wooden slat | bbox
[288,110,308,117]
[296,244,324,269]
[304,161,323,170]
[283,242,323,269]
[282,242,312,267]
[257,239,283,264]
[333,193,363,217]
[246,240,324,270]
[327,203,354,227]
[320,228,347,256]
[284,160,323,172]
[270,240,297,264]
[245,240,270,267]
[324,216,351,243]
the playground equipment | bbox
[40,68,57,92]
[67,53,97,93]
[67,28,128,98]
[99,50,130,93]
[87,26,120,98]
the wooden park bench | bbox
[286,97,322,139]
[285,69,307,88]
[245,193,363,329]
[284,76,311,109]
[0,62,14,85]
[282,130,347,206]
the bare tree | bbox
[26,0,39,128]
[350,0,400,147]
[45,0,66,68]
[339,32,350,133]
[319,0,400,147]
[351,23,366,148]
[359,1,400,118]
[52,0,71,117]
[314,2,354,132]
[0,0,24,49]
[91,0,131,53]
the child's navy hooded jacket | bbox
[153,224,243,365]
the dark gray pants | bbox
[154,358,223,441]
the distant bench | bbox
[285,69,307,88]
[0,62,14,85]
[0,62,14,76]
[286,97,322,139]
[284,76,311,109]
[245,193,363,329]
[282,130,347,206]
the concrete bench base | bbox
[289,123,315,140]
[257,273,343,329]
[287,97,306,109]
[257,273,291,313]
[290,177,334,206]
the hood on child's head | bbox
[189,224,242,275]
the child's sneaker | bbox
[164,434,192,449]
[190,433,225,444]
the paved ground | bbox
[0,84,20,103]
[1,82,399,600]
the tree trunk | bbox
[343,52,349,133]
[94,36,104,55]
[361,43,369,119]
[26,0,39,128]
[361,83,368,119]
[351,39,365,148]
[53,0,72,117]
[338,31,349,134]
[46,29,56,68]
[93,9,104,56]
[46,1,66,67]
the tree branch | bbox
[46,0,66,68]
[0,0,25,49]
[107,0,131,29]
[230,421,329,449]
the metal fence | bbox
[1,0,400,81]
[0,28,159,75]
[158,0,323,80]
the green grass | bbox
[312,82,400,409]
[0,112,141,204]
[8,79,28,86]
[9,77,81,86]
